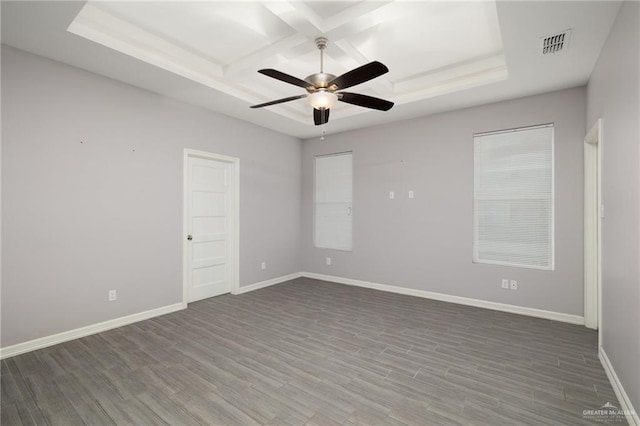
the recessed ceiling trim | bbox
[393,53,509,105]
[68,3,252,104]
[395,65,509,105]
[223,34,309,77]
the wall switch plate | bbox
[408,190,414,199]
[326,257,331,265]
[510,280,518,290]
[501,279,509,289]
[261,261,266,270]
[389,191,395,199]
[108,289,117,301]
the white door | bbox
[185,153,237,302]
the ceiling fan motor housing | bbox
[305,73,336,91]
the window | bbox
[314,152,353,251]
[473,124,554,270]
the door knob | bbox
[187,234,193,241]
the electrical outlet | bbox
[501,279,509,289]
[389,191,395,199]
[408,190,414,199]
[510,280,518,290]
[108,289,117,301]
[326,257,331,265]
[261,261,266,270]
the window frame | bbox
[313,151,354,252]
[472,123,555,271]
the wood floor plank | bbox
[12,398,52,425]
[0,278,623,425]
[1,362,29,407]
[137,391,212,426]
[37,399,85,425]
[73,400,117,426]
[1,404,23,426]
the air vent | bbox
[541,29,571,55]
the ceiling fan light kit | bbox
[308,91,337,109]
[250,37,394,126]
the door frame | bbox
[183,148,240,304]
[584,119,602,336]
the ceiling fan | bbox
[250,37,394,126]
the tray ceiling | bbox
[1,1,623,139]
[67,1,506,126]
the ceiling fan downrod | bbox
[315,36,328,73]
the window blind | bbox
[473,125,554,270]
[314,152,353,251]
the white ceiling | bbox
[1,1,622,139]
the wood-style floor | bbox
[1,278,622,425]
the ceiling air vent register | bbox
[541,29,572,55]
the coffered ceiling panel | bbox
[99,2,296,65]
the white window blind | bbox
[315,152,353,251]
[473,125,554,270]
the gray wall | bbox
[302,87,586,316]
[1,46,302,347]
[587,1,640,412]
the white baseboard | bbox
[0,271,586,360]
[599,346,639,425]
[0,302,186,360]
[0,272,302,360]
[302,272,585,325]
[236,272,302,295]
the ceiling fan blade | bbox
[338,92,394,111]
[250,94,308,109]
[328,61,389,90]
[258,69,313,89]
[313,108,330,125]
